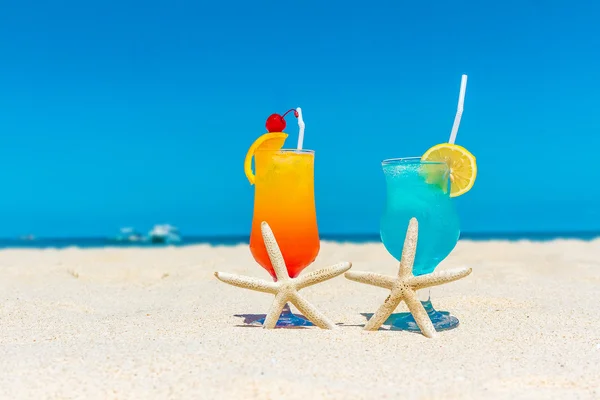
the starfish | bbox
[345,217,472,338]
[215,221,352,329]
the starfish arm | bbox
[263,292,288,329]
[261,222,290,281]
[408,267,472,290]
[403,289,436,338]
[291,292,337,330]
[399,218,418,278]
[214,272,278,294]
[364,293,402,331]
[296,262,352,289]
[344,271,395,290]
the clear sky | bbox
[1,0,599,238]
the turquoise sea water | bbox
[379,160,460,276]
[0,231,597,250]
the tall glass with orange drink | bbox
[244,108,320,326]
[250,148,319,279]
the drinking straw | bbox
[448,74,468,144]
[296,107,305,150]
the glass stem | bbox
[418,288,431,303]
[418,289,437,317]
[281,303,293,316]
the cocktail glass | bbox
[249,148,320,327]
[379,157,461,332]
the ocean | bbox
[0,231,598,249]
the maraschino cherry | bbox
[266,109,299,132]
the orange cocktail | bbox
[249,149,319,279]
[243,108,320,326]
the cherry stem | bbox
[281,109,298,119]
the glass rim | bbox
[254,148,315,154]
[381,156,446,166]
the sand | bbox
[1,239,599,399]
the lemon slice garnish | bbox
[421,143,477,197]
[244,132,288,184]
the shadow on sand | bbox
[233,313,315,329]
[353,312,449,333]
[232,311,446,331]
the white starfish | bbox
[345,217,472,338]
[215,221,352,329]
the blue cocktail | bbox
[380,158,461,331]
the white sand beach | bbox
[1,239,599,399]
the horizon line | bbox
[3,229,600,241]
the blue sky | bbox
[1,0,599,237]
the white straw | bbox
[296,107,305,150]
[448,74,468,145]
